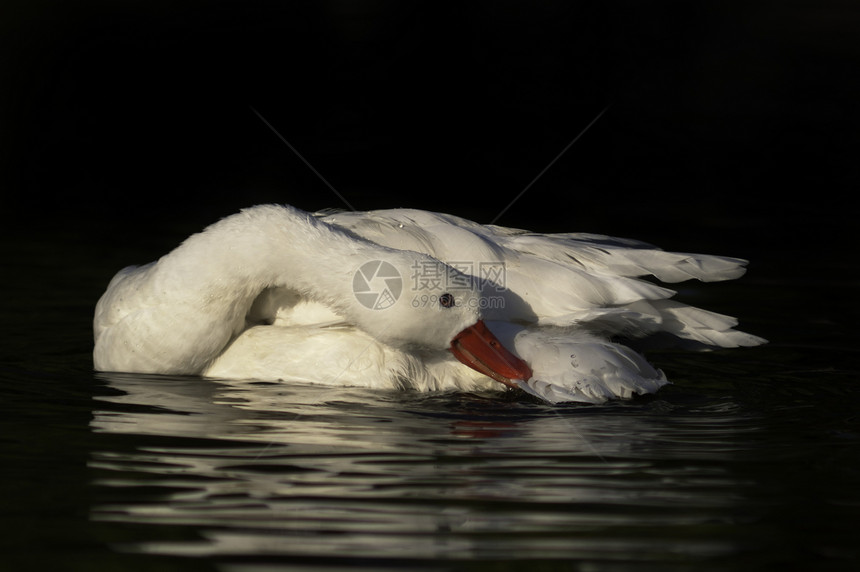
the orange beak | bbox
[450,320,533,389]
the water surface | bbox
[1,226,858,572]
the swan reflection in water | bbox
[89,372,754,562]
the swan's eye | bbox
[439,293,455,308]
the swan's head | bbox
[348,252,532,388]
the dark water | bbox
[2,222,858,572]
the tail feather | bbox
[646,300,766,347]
[505,234,748,283]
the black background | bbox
[2,0,858,264]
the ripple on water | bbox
[85,371,794,565]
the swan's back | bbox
[319,208,764,349]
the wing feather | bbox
[320,208,763,350]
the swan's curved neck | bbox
[164,205,378,314]
[94,205,387,374]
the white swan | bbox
[93,204,764,403]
